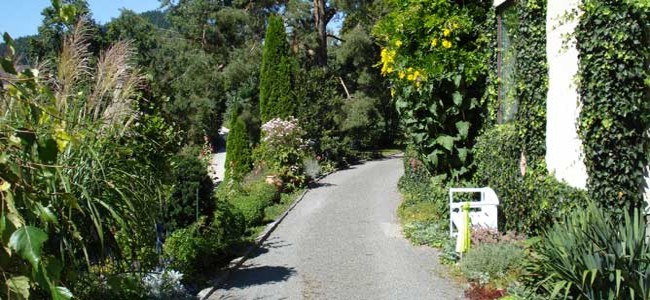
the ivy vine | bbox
[576,0,650,211]
[514,0,548,167]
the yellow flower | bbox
[415,81,421,88]
[386,66,394,74]
[394,40,403,47]
[430,39,438,47]
[442,40,452,48]
[390,88,396,97]
[407,67,413,72]
[443,29,451,37]
[399,71,406,79]
[407,73,415,81]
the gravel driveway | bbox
[208,156,464,299]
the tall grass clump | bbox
[0,18,171,297]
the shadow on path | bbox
[223,265,296,289]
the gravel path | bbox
[208,156,463,300]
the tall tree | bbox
[259,15,296,122]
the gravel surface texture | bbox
[208,156,464,300]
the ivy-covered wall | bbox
[576,0,650,211]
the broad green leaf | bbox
[456,121,470,138]
[457,147,468,163]
[6,276,30,299]
[9,226,49,268]
[436,135,455,151]
[453,74,462,88]
[52,286,73,300]
[452,91,463,106]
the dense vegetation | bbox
[3,0,646,298]
[383,0,650,299]
[0,0,399,298]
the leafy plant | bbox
[0,7,172,297]
[460,243,525,288]
[163,200,245,281]
[373,0,493,179]
[255,117,310,190]
[226,181,279,228]
[529,203,650,299]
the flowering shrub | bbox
[373,0,493,179]
[255,117,310,190]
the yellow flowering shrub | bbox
[372,0,494,178]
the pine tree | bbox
[259,15,296,122]
[225,105,253,180]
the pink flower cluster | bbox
[261,117,305,147]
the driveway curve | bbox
[209,156,464,299]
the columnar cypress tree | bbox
[259,15,295,122]
[225,106,253,180]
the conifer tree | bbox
[225,105,253,180]
[259,15,296,122]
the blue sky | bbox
[0,0,162,38]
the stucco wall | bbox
[545,0,588,189]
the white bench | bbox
[449,187,499,237]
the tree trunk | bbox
[313,0,328,67]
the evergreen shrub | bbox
[259,15,296,122]
[166,148,215,231]
[225,106,253,180]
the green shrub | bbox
[225,105,253,180]
[473,124,588,234]
[530,203,650,299]
[166,149,216,231]
[163,200,245,279]
[460,243,525,288]
[220,180,279,228]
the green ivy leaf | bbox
[9,226,49,269]
[6,276,30,299]
[452,91,463,106]
[457,147,468,163]
[436,135,455,151]
[456,121,470,138]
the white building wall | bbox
[545,0,588,189]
